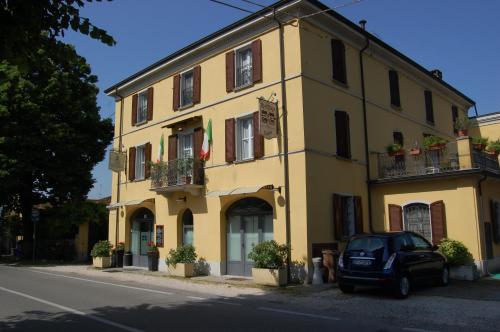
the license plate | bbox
[352,259,372,266]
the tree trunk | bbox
[20,177,34,259]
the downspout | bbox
[114,89,125,246]
[272,10,292,283]
[473,103,479,117]
[358,20,374,233]
[476,172,488,272]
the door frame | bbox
[130,208,154,268]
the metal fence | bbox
[472,150,500,173]
[150,158,204,190]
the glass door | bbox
[177,133,193,184]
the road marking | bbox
[258,307,340,321]
[403,328,440,332]
[0,286,143,332]
[29,269,174,296]
[187,296,206,300]
[210,300,242,306]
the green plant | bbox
[486,139,500,154]
[115,242,125,252]
[177,158,193,175]
[471,136,488,146]
[91,240,112,258]
[438,238,473,266]
[454,116,470,131]
[146,241,159,253]
[248,240,289,269]
[423,135,447,149]
[386,143,403,154]
[165,245,197,267]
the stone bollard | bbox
[312,257,324,285]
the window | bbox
[156,225,164,248]
[388,70,401,107]
[404,203,432,243]
[333,194,363,240]
[409,233,432,250]
[182,209,194,246]
[331,39,347,84]
[235,46,253,88]
[135,145,146,180]
[236,115,254,161]
[335,110,351,159]
[180,70,194,107]
[424,90,434,124]
[137,91,148,124]
[392,234,413,252]
[451,106,459,135]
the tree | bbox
[0,37,113,256]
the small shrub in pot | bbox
[438,238,473,266]
[165,245,197,277]
[248,241,289,286]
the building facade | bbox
[105,0,500,279]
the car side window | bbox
[393,235,414,251]
[409,233,432,250]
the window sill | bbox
[178,102,194,111]
[135,120,148,127]
[390,104,403,112]
[335,155,353,162]
[426,121,435,126]
[131,178,147,183]
[233,82,254,92]
[332,79,349,89]
[233,158,255,165]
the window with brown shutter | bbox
[173,74,180,111]
[251,39,262,83]
[354,196,363,234]
[144,142,152,178]
[490,200,499,244]
[168,135,177,161]
[128,147,136,181]
[331,39,347,84]
[451,106,459,135]
[424,90,434,124]
[388,204,403,231]
[193,65,201,104]
[335,110,351,159]
[225,51,235,92]
[225,118,236,162]
[253,111,264,158]
[389,70,401,107]
[193,127,204,184]
[147,87,154,121]
[131,94,138,126]
[430,200,446,245]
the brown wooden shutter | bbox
[388,204,403,231]
[354,196,363,234]
[193,65,201,104]
[144,142,152,179]
[128,147,136,181]
[424,90,434,123]
[194,127,203,161]
[333,194,344,241]
[253,111,264,159]
[251,39,262,83]
[131,94,138,126]
[331,39,347,84]
[490,200,499,244]
[168,135,177,161]
[335,111,350,159]
[147,87,154,121]
[430,200,447,245]
[173,74,180,111]
[225,51,235,92]
[225,118,235,163]
[389,70,401,107]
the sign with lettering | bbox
[259,98,278,139]
[108,150,126,172]
[156,225,164,247]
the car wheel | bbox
[439,266,449,286]
[339,283,355,294]
[393,275,410,299]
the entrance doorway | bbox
[130,208,154,267]
[226,198,273,276]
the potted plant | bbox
[409,146,422,156]
[91,240,113,268]
[165,244,197,277]
[454,117,470,137]
[146,241,159,271]
[248,240,289,287]
[177,159,193,185]
[471,136,488,151]
[423,135,447,151]
[438,238,478,281]
[115,242,125,268]
[485,139,500,156]
[386,143,404,157]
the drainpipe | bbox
[473,103,479,117]
[272,10,292,283]
[114,89,125,246]
[358,20,374,233]
[476,172,488,272]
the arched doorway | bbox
[181,209,194,246]
[130,208,154,267]
[226,198,273,276]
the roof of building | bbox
[104,0,474,105]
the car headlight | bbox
[383,252,397,270]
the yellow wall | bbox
[469,114,500,141]
[74,222,89,261]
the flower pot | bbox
[457,129,468,137]
[185,176,192,184]
[427,144,445,151]
[147,253,159,271]
[167,263,195,277]
[485,150,499,157]
[388,149,405,157]
[115,250,124,268]
[410,148,422,156]
[251,267,287,287]
[472,143,485,151]
[449,264,479,281]
[93,256,111,268]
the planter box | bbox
[252,267,287,287]
[167,263,195,277]
[93,256,111,268]
[449,264,479,281]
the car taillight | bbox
[338,252,344,269]
[383,253,397,270]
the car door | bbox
[408,233,435,281]
[395,234,422,280]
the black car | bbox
[337,231,449,298]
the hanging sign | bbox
[108,150,126,172]
[259,98,278,139]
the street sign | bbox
[259,98,278,139]
[109,150,126,172]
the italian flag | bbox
[200,119,212,160]
[157,134,164,163]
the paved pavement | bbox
[0,264,498,332]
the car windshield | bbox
[347,237,385,252]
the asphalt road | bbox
[0,265,484,332]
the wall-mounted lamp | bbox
[176,196,187,203]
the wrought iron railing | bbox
[150,158,204,190]
[472,150,500,173]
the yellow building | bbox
[105,0,500,279]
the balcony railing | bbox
[472,150,500,173]
[150,158,204,190]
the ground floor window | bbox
[404,203,432,242]
[333,194,363,240]
[182,209,194,246]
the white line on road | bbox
[403,328,440,332]
[0,286,144,332]
[258,307,340,321]
[187,296,206,300]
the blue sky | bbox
[62,0,500,199]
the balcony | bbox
[150,158,204,195]
[374,140,499,181]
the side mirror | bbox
[432,244,439,251]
